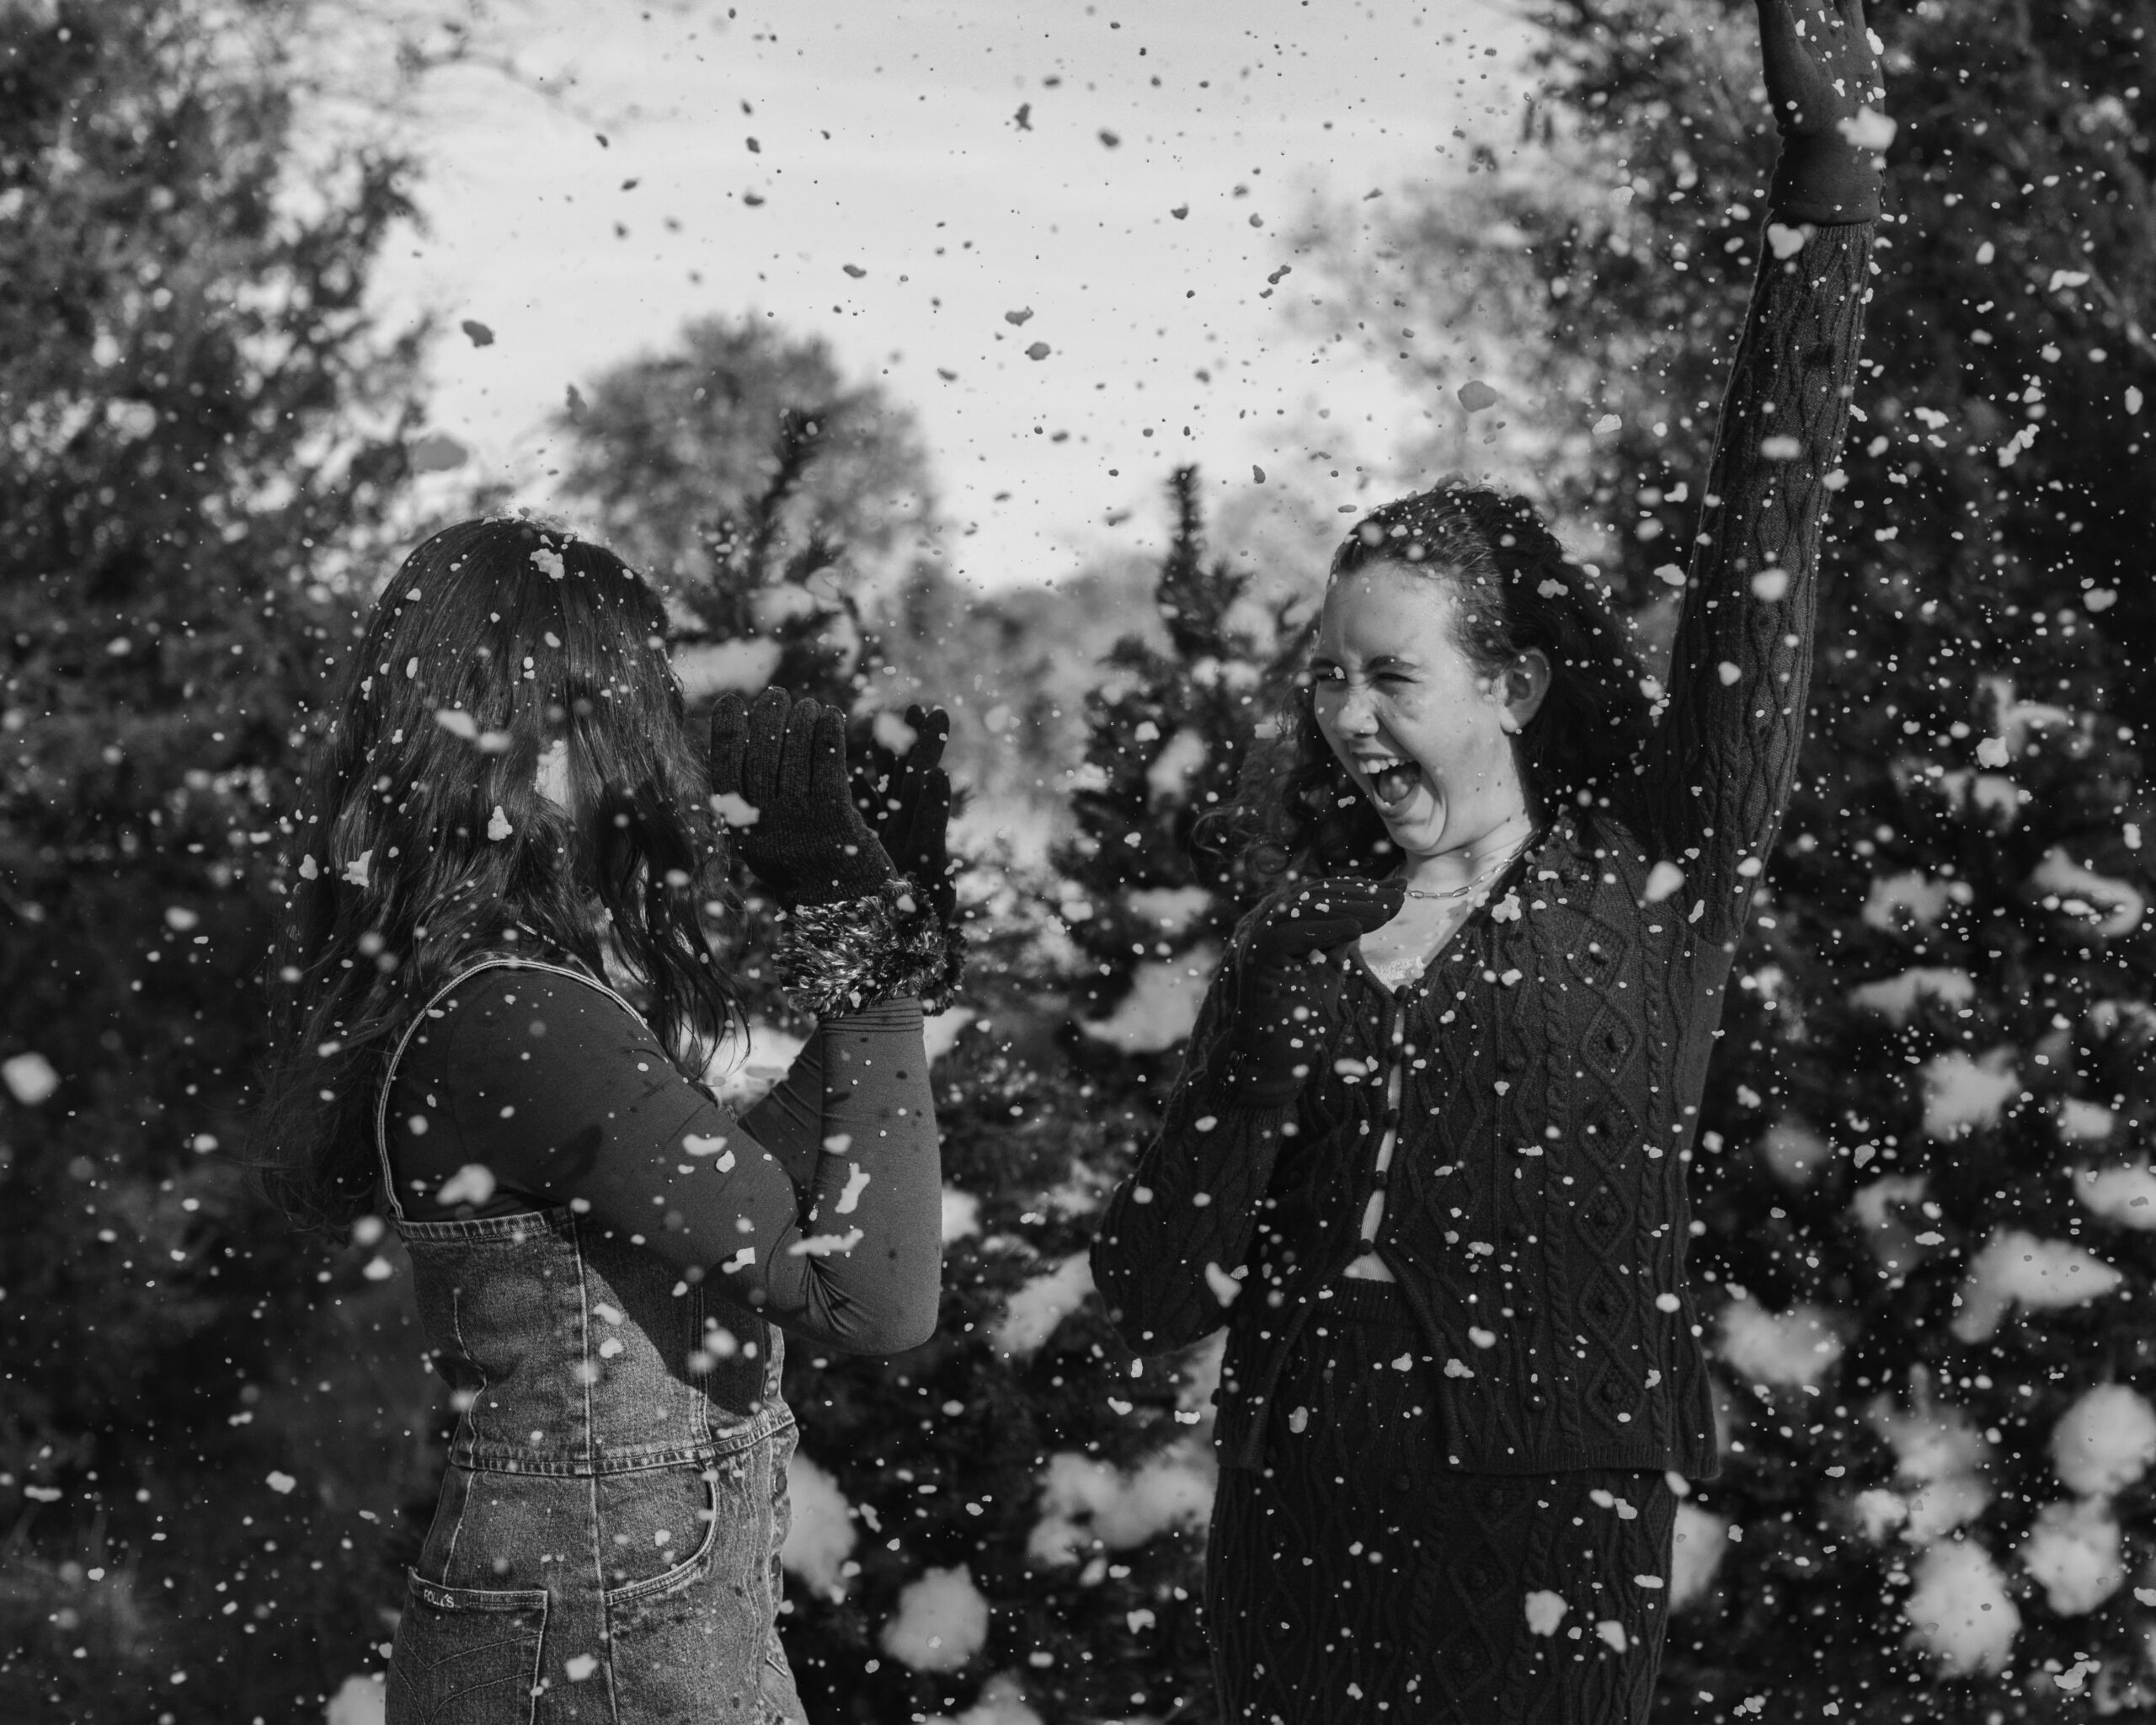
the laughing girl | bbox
[1092,2,1884,1717]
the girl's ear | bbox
[1497,649,1553,734]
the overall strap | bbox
[371,955,648,1221]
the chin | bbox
[1380,811,1445,855]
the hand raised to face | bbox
[709,687,896,909]
[851,703,958,920]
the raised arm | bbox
[1639,0,1884,946]
[392,970,941,1354]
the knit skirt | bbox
[1205,1279,1677,1724]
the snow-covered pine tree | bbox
[1671,604,2156,1722]
[1061,464,1286,1047]
[1302,0,2156,1715]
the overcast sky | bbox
[367,0,1537,590]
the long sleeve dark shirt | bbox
[1093,217,1876,1477]
[384,959,942,1355]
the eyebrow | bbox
[1335,653,1417,673]
[1310,649,1418,670]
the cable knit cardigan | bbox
[1092,217,1876,1478]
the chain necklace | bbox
[1395,837,1529,904]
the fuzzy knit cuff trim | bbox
[774,877,966,1017]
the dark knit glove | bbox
[852,704,958,921]
[1218,878,1403,1106]
[710,688,894,908]
[1757,0,1886,224]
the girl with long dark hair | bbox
[1092,2,1883,1717]
[254,515,960,1722]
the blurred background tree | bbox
[755,466,1310,1724]
[549,312,1101,828]
[0,0,447,1716]
[552,313,939,601]
[1298,0,2156,1715]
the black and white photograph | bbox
[4,0,2153,1720]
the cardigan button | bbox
[1392,1471,1412,1493]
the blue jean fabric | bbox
[379,967,807,1724]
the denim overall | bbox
[377,958,808,1725]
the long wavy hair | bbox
[252,516,739,1231]
[1231,479,1656,881]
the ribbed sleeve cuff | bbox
[1769,136,1882,225]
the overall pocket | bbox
[602,1445,781,1717]
[386,1572,547,1725]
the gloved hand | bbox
[1756,0,1886,224]
[1220,877,1403,1103]
[852,704,958,920]
[710,688,895,908]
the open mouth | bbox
[1358,754,1422,810]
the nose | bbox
[1330,681,1380,736]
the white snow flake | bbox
[781,1451,857,1601]
[710,791,761,828]
[996,1254,1098,1354]
[879,1564,990,1673]
[2,1052,59,1106]
[1903,1541,2020,1674]
[1716,1297,1842,1386]
[1952,1229,2121,1343]
[1523,1591,1567,1635]
[2052,1385,2156,1497]
[435,1164,497,1208]
[2020,1498,2125,1616]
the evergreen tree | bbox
[553,313,939,603]
[551,315,1074,825]
[0,0,446,1717]
[1305,0,2156,1714]
[1060,465,1290,1044]
[757,468,1289,1722]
